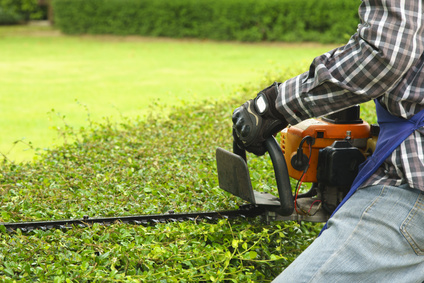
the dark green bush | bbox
[0,0,45,23]
[52,0,361,43]
[0,7,22,24]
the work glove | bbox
[232,82,288,156]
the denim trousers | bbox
[272,184,424,283]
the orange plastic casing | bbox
[280,118,370,183]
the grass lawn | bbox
[0,25,338,162]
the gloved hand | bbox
[232,82,288,156]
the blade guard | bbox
[216,137,294,216]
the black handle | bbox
[265,137,294,215]
[233,137,294,216]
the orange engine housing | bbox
[280,118,371,183]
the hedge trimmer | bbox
[1,107,375,233]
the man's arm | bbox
[277,0,424,125]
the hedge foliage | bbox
[0,64,325,281]
[0,0,45,24]
[52,0,361,43]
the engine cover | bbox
[280,117,370,182]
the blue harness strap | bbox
[321,99,424,233]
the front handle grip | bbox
[232,137,294,216]
[265,137,294,216]
[233,140,246,162]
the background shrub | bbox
[0,7,23,25]
[52,0,361,43]
[0,0,46,24]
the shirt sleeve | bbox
[276,0,424,125]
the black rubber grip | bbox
[232,137,294,216]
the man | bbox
[232,1,424,282]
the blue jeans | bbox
[272,184,424,283]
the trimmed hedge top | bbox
[52,0,361,43]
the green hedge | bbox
[0,8,22,24]
[0,67,323,280]
[52,0,361,43]
[0,0,45,24]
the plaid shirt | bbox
[276,0,424,191]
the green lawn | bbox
[0,25,337,162]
